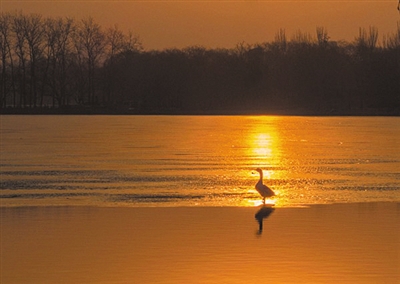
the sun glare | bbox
[245,198,276,207]
[247,118,281,166]
[253,133,273,157]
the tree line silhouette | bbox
[1,12,399,115]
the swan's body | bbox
[255,168,275,203]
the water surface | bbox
[1,204,399,283]
[1,115,399,207]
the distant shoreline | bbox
[2,13,399,119]
[1,107,399,116]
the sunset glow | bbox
[2,0,399,50]
[1,0,400,280]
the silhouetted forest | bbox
[1,12,399,115]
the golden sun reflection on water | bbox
[252,133,273,158]
[245,198,276,207]
[240,118,287,207]
[246,118,281,168]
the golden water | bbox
[1,115,399,207]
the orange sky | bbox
[1,0,399,50]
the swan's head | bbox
[255,168,263,173]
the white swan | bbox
[255,168,275,203]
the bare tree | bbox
[12,12,28,107]
[274,29,287,52]
[0,13,16,107]
[316,26,330,46]
[383,21,400,49]
[44,17,74,107]
[125,31,142,52]
[21,13,45,107]
[355,26,379,51]
[103,25,127,103]
[73,17,105,105]
[105,25,126,59]
[291,30,313,46]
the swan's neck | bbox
[258,171,263,182]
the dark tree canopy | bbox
[1,12,400,115]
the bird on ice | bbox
[255,168,275,203]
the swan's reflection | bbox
[255,205,275,235]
